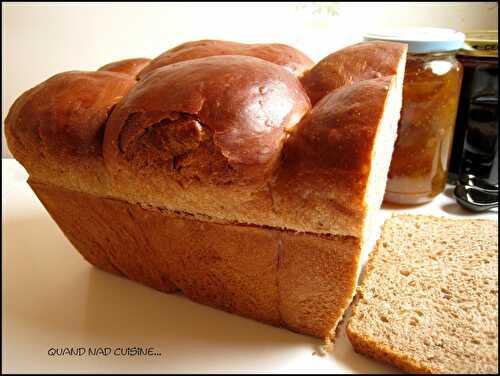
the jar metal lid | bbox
[458,30,498,58]
[363,27,465,53]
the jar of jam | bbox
[365,28,465,204]
[448,31,498,186]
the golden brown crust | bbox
[98,58,152,79]
[5,41,406,238]
[137,40,314,79]
[103,55,311,186]
[301,41,407,105]
[4,40,408,340]
[272,76,395,235]
[30,180,363,337]
[5,71,136,164]
[281,76,393,198]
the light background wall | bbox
[2,1,498,157]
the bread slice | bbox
[347,215,498,374]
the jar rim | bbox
[364,27,465,53]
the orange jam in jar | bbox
[365,28,466,204]
[385,52,463,204]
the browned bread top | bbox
[301,41,407,105]
[137,39,314,79]
[277,76,395,209]
[98,58,152,79]
[104,55,311,186]
[5,71,136,162]
[5,39,407,237]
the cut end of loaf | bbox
[362,49,407,248]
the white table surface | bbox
[2,158,497,373]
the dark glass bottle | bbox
[448,31,498,186]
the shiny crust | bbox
[5,71,136,163]
[137,39,314,79]
[98,58,152,79]
[273,76,395,234]
[281,76,393,197]
[5,40,406,237]
[5,39,407,340]
[104,55,311,186]
[301,41,407,104]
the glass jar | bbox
[385,51,464,204]
[448,31,498,186]
[365,28,466,205]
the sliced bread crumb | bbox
[347,215,498,374]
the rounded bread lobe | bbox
[5,71,137,162]
[301,41,406,105]
[104,55,311,186]
[277,76,394,210]
[137,39,314,79]
[98,58,152,79]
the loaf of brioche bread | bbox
[5,40,407,339]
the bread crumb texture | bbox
[347,215,498,374]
